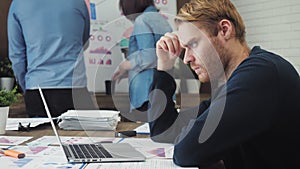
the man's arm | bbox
[148,69,210,143]
[148,31,203,143]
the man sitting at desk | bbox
[147,0,300,168]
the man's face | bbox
[177,22,226,83]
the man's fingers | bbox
[158,37,177,55]
[156,39,169,52]
[158,32,182,56]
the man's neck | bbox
[225,42,250,79]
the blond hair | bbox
[176,0,246,43]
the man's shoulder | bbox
[248,46,288,65]
[230,50,280,83]
[246,46,298,75]
[231,46,299,87]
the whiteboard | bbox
[85,0,177,92]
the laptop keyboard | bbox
[63,144,113,159]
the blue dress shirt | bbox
[7,0,90,91]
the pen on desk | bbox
[0,148,25,158]
[115,130,137,137]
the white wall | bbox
[232,0,300,73]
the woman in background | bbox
[112,0,172,119]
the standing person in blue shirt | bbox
[112,0,172,120]
[8,0,96,117]
[149,0,300,168]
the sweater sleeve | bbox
[148,69,211,143]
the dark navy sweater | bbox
[148,46,300,169]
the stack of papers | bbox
[57,110,120,131]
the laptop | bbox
[38,87,146,163]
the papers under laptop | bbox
[38,87,145,163]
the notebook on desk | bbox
[38,87,145,163]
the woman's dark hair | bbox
[119,0,155,20]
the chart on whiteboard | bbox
[84,0,177,92]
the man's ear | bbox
[218,19,233,40]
